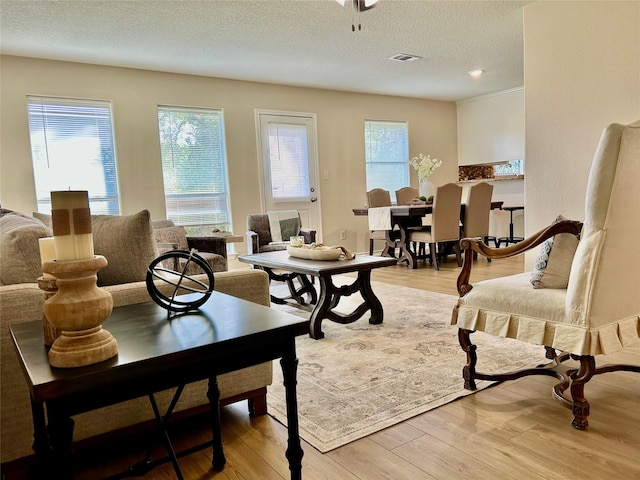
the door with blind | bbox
[256,111,321,238]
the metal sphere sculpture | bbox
[146,249,215,313]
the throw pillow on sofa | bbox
[32,211,52,227]
[0,212,53,285]
[92,210,158,286]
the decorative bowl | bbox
[287,245,343,261]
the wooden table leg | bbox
[358,270,384,324]
[280,341,303,480]
[309,271,385,339]
[47,400,75,480]
[265,268,317,306]
[31,398,51,471]
[394,222,417,269]
[309,277,332,339]
[207,376,226,470]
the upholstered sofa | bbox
[0,208,272,465]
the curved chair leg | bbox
[458,328,478,390]
[569,355,596,430]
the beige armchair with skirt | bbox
[452,120,640,429]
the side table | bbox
[11,291,308,479]
[210,232,244,243]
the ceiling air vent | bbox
[388,53,422,63]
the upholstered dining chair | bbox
[366,188,398,256]
[395,186,419,205]
[407,183,463,270]
[462,182,495,259]
[452,120,640,429]
[395,187,421,253]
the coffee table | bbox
[238,251,397,339]
[10,291,308,480]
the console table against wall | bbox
[11,291,309,480]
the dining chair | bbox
[395,186,423,254]
[366,188,398,256]
[452,119,640,429]
[395,186,419,205]
[462,182,495,259]
[407,183,463,270]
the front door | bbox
[256,110,321,239]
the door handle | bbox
[310,197,317,202]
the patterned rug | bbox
[267,276,549,453]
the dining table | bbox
[353,201,504,269]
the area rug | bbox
[267,276,549,453]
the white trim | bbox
[456,86,524,105]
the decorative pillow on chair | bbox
[530,215,580,289]
[267,210,301,243]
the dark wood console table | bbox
[11,291,308,480]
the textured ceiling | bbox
[0,0,532,101]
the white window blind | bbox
[158,106,231,234]
[267,122,310,200]
[364,120,409,204]
[27,96,120,214]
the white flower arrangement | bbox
[409,153,442,181]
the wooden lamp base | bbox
[48,326,118,368]
[43,255,118,368]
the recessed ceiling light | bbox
[469,69,484,78]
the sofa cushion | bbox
[92,210,158,286]
[0,213,53,285]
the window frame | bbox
[26,95,121,215]
[157,105,232,236]
[364,119,410,204]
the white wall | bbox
[457,88,524,165]
[523,1,640,268]
[0,56,458,254]
[457,88,525,238]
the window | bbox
[27,96,120,214]
[494,159,524,177]
[364,120,409,203]
[158,106,231,235]
[267,122,310,200]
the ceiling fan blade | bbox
[355,0,378,12]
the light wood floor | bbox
[18,256,640,479]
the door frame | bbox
[254,109,322,240]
